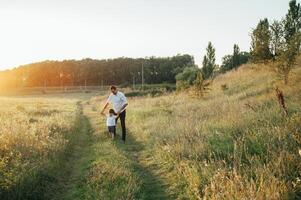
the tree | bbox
[270,20,285,58]
[232,44,240,69]
[175,66,199,90]
[239,52,251,65]
[284,0,301,42]
[193,72,210,97]
[220,44,250,72]
[220,55,233,72]
[276,33,301,84]
[202,42,216,79]
[275,1,301,84]
[251,18,272,62]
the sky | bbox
[0,0,289,70]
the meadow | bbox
[80,61,301,199]
[0,94,93,199]
[0,61,300,200]
[124,64,301,199]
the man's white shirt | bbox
[107,91,127,113]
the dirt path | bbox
[49,99,171,199]
[83,99,172,199]
[49,103,94,200]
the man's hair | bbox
[109,109,116,115]
[110,85,117,90]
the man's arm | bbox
[101,101,109,114]
[101,94,112,114]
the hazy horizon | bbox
[0,0,288,70]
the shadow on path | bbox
[113,131,172,200]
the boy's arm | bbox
[117,103,128,115]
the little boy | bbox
[102,109,118,139]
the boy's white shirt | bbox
[107,91,127,113]
[106,114,117,126]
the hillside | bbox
[78,60,301,199]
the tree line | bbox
[250,0,301,84]
[0,55,193,89]
[176,0,300,94]
[0,0,299,90]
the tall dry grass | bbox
[125,63,301,199]
[0,97,79,199]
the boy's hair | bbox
[110,85,117,90]
[109,109,116,115]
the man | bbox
[101,85,128,142]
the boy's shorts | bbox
[108,126,116,134]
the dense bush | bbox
[175,66,200,91]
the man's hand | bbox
[100,110,104,115]
[118,103,128,115]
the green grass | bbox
[48,111,95,200]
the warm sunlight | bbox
[0,0,287,70]
[0,1,301,200]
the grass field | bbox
[0,62,301,199]
[82,62,301,199]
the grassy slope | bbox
[80,62,301,199]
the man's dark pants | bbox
[116,110,126,142]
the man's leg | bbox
[120,110,126,142]
[115,117,119,137]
